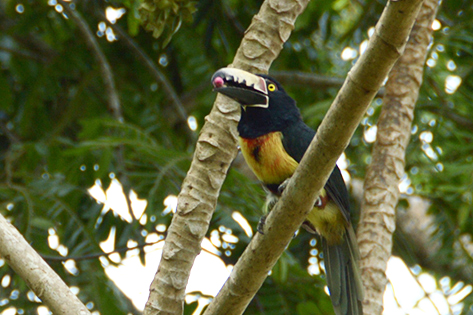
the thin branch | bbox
[0,45,49,62]
[59,2,145,223]
[387,279,403,311]
[0,115,20,145]
[59,0,122,121]
[406,265,443,315]
[272,70,386,97]
[42,239,219,262]
[222,2,245,35]
[43,240,164,262]
[115,146,138,222]
[0,213,91,315]
[271,71,345,88]
[419,104,473,132]
[99,13,195,139]
[271,70,386,97]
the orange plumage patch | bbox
[240,132,347,244]
[239,132,299,185]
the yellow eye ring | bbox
[268,83,276,92]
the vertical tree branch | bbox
[143,0,309,314]
[0,214,91,315]
[357,0,441,313]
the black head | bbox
[211,68,302,138]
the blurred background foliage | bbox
[0,0,473,314]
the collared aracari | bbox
[211,68,363,315]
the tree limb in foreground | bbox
[0,214,91,315]
[203,0,423,314]
[143,0,310,314]
[357,0,441,313]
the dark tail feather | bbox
[322,226,364,315]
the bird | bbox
[211,67,364,315]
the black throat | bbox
[237,100,302,139]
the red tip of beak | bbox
[213,76,224,88]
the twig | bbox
[386,278,404,311]
[271,70,385,97]
[271,71,345,88]
[99,13,195,139]
[0,45,48,62]
[42,238,219,262]
[419,104,473,132]
[0,115,20,144]
[406,266,443,315]
[115,146,138,222]
[59,0,123,121]
[42,240,164,262]
[222,2,245,35]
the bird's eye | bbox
[268,83,276,92]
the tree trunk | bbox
[357,0,441,313]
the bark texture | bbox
[143,1,309,314]
[0,214,91,315]
[353,178,473,291]
[356,0,441,313]
[202,1,422,314]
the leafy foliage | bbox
[0,0,473,314]
[138,0,197,46]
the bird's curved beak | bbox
[211,68,269,108]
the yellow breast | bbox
[239,132,299,185]
[240,132,347,245]
[307,199,348,245]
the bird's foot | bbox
[277,177,291,196]
[257,215,267,235]
[265,193,279,213]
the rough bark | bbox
[354,177,473,293]
[0,214,91,315]
[143,1,309,314]
[352,177,473,293]
[356,0,441,313]
[202,1,422,314]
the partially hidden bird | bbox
[211,67,364,315]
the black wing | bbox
[281,122,351,222]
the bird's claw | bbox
[257,215,267,235]
[277,177,291,196]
